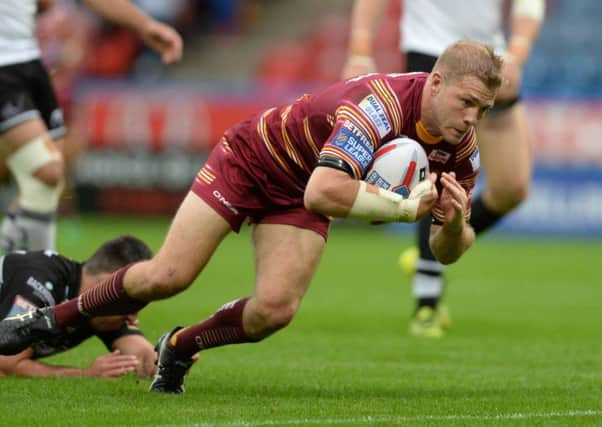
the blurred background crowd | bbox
[4,0,601,236]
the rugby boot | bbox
[149,327,195,394]
[0,307,59,355]
[409,305,449,338]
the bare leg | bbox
[1,118,64,252]
[476,103,532,219]
[168,223,326,357]
[52,192,232,326]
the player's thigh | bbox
[128,192,233,299]
[477,104,532,196]
[0,117,51,152]
[251,223,325,311]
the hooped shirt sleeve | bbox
[320,76,403,179]
[431,128,480,224]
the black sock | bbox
[417,214,436,262]
[415,215,443,309]
[416,297,438,311]
[470,196,504,235]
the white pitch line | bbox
[162,409,602,427]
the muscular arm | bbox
[429,222,475,265]
[342,0,388,78]
[81,0,182,64]
[0,348,87,377]
[499,0,545,100]
[0,348,139,378]
[304,167,359,217]
[428,172,475,264]
[111,334,156,378]
[81,0,153,34]
[304,166,436,223]
[508,0,545,64]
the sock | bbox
[1,208,56,253]
[169,297,255,359]
[412,258,445,310]
[469,195,504,235]
[53,264,147,328]
[417,214,436,263]
[414,215,444,309]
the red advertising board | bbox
[70,86,602,214]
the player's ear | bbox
[430,71,443,95]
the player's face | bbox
[432,75,496,144]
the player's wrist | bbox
[506,36,531,65]
[347,181,419,223]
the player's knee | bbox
[140,263,192,299]
[489,179,530,213]
[34,159,65,187]
[6,137,64,212]
[252,297,299,333]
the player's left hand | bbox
[497,54,523,102]
[140,20,183,64]
[439,172,468,233]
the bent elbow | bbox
[304,172,332,214]
[303,186,327,214]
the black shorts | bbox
[0,59,65,139]
[405,51,520,114]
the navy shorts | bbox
[0,59,65,139]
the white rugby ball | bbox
[365,137,429,198]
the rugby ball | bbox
[365,137,429,198]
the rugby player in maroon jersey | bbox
[0,41,501,393]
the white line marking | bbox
[161,409,602,427]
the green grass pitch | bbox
[1,215,601,426]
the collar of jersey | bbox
[416,120,443,144]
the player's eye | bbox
[478,106,491,119]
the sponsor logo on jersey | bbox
[212,190,240,215]
[359,94,392,137]
[7,295,37,318]
[469,148,480,172]
[332,124,373,170]
[26,276,56,306]
[342,120,371,146]
[428,149,452,164]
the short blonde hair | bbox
[433,40,504,91]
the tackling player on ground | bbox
[0,236,156,378]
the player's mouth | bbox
[451,127,467,138]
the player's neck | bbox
[419,91,440,138]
